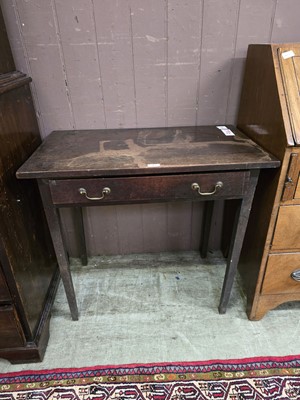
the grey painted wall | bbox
[1,0,300,256]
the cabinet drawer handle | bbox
[191,181,223,196]
[291,269,300,282]
[78,187,111,200]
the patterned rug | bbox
[1,356,300,400]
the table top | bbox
[17,126,280,179]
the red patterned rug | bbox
[1,356,300,400]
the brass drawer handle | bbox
[78,187,111,200]
[291,269,300,282]
[191,181,223,196]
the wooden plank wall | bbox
[1,0,300,256]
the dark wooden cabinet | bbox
[237,43,300,320]
[0,7,59,363]
[0,8,14,74]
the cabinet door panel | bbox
[0,82,57,336]
[0,267,11,302]
[272,205,300,251]
[262,253,300,294]
[0,306,25,348]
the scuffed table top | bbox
[17,126,280,179]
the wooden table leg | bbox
[218,170,260,314]
[221,199,240,259]
[74,207,88,266]
[38,180,79,320]
[200,200,215,258]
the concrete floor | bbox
[0,251,300,373]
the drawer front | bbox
[282,152,300,204]
[49,171,249,206]
[262,253,300,295]
[282,152,300,202]
[0,306,25,349]
[0,267,11,303]
[271,205,300,251]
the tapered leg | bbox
[74,207,88,266]
[38,180,78,320]
[218,170,260,314]
[221,199,240,258]
[200,201,215,258]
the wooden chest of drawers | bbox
[237,43,300,319]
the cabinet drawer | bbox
[271,205,300,251]
[281,153,300,202]
[0,267,11,302]
[262,253,300,295]
[49,171,249,206]
[0,306,25,349]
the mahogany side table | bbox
[17,126,279,320]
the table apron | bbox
[47,171,250,206]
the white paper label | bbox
[147,163,161,167]
[216,125,235,136]
[282,50,295,60]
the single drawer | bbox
[262,253,300,295]
[49,171,249,206]
[0,305,25,349]
[0,267,11,303]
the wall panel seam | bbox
[51,0,76,130]
[195,0,204,126]
[165,0,169,127]
[129,2,138,128]
[225,0,241,124]
[269,0,278,42]
[91,0,108,129]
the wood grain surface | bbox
[17,126,279,179]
